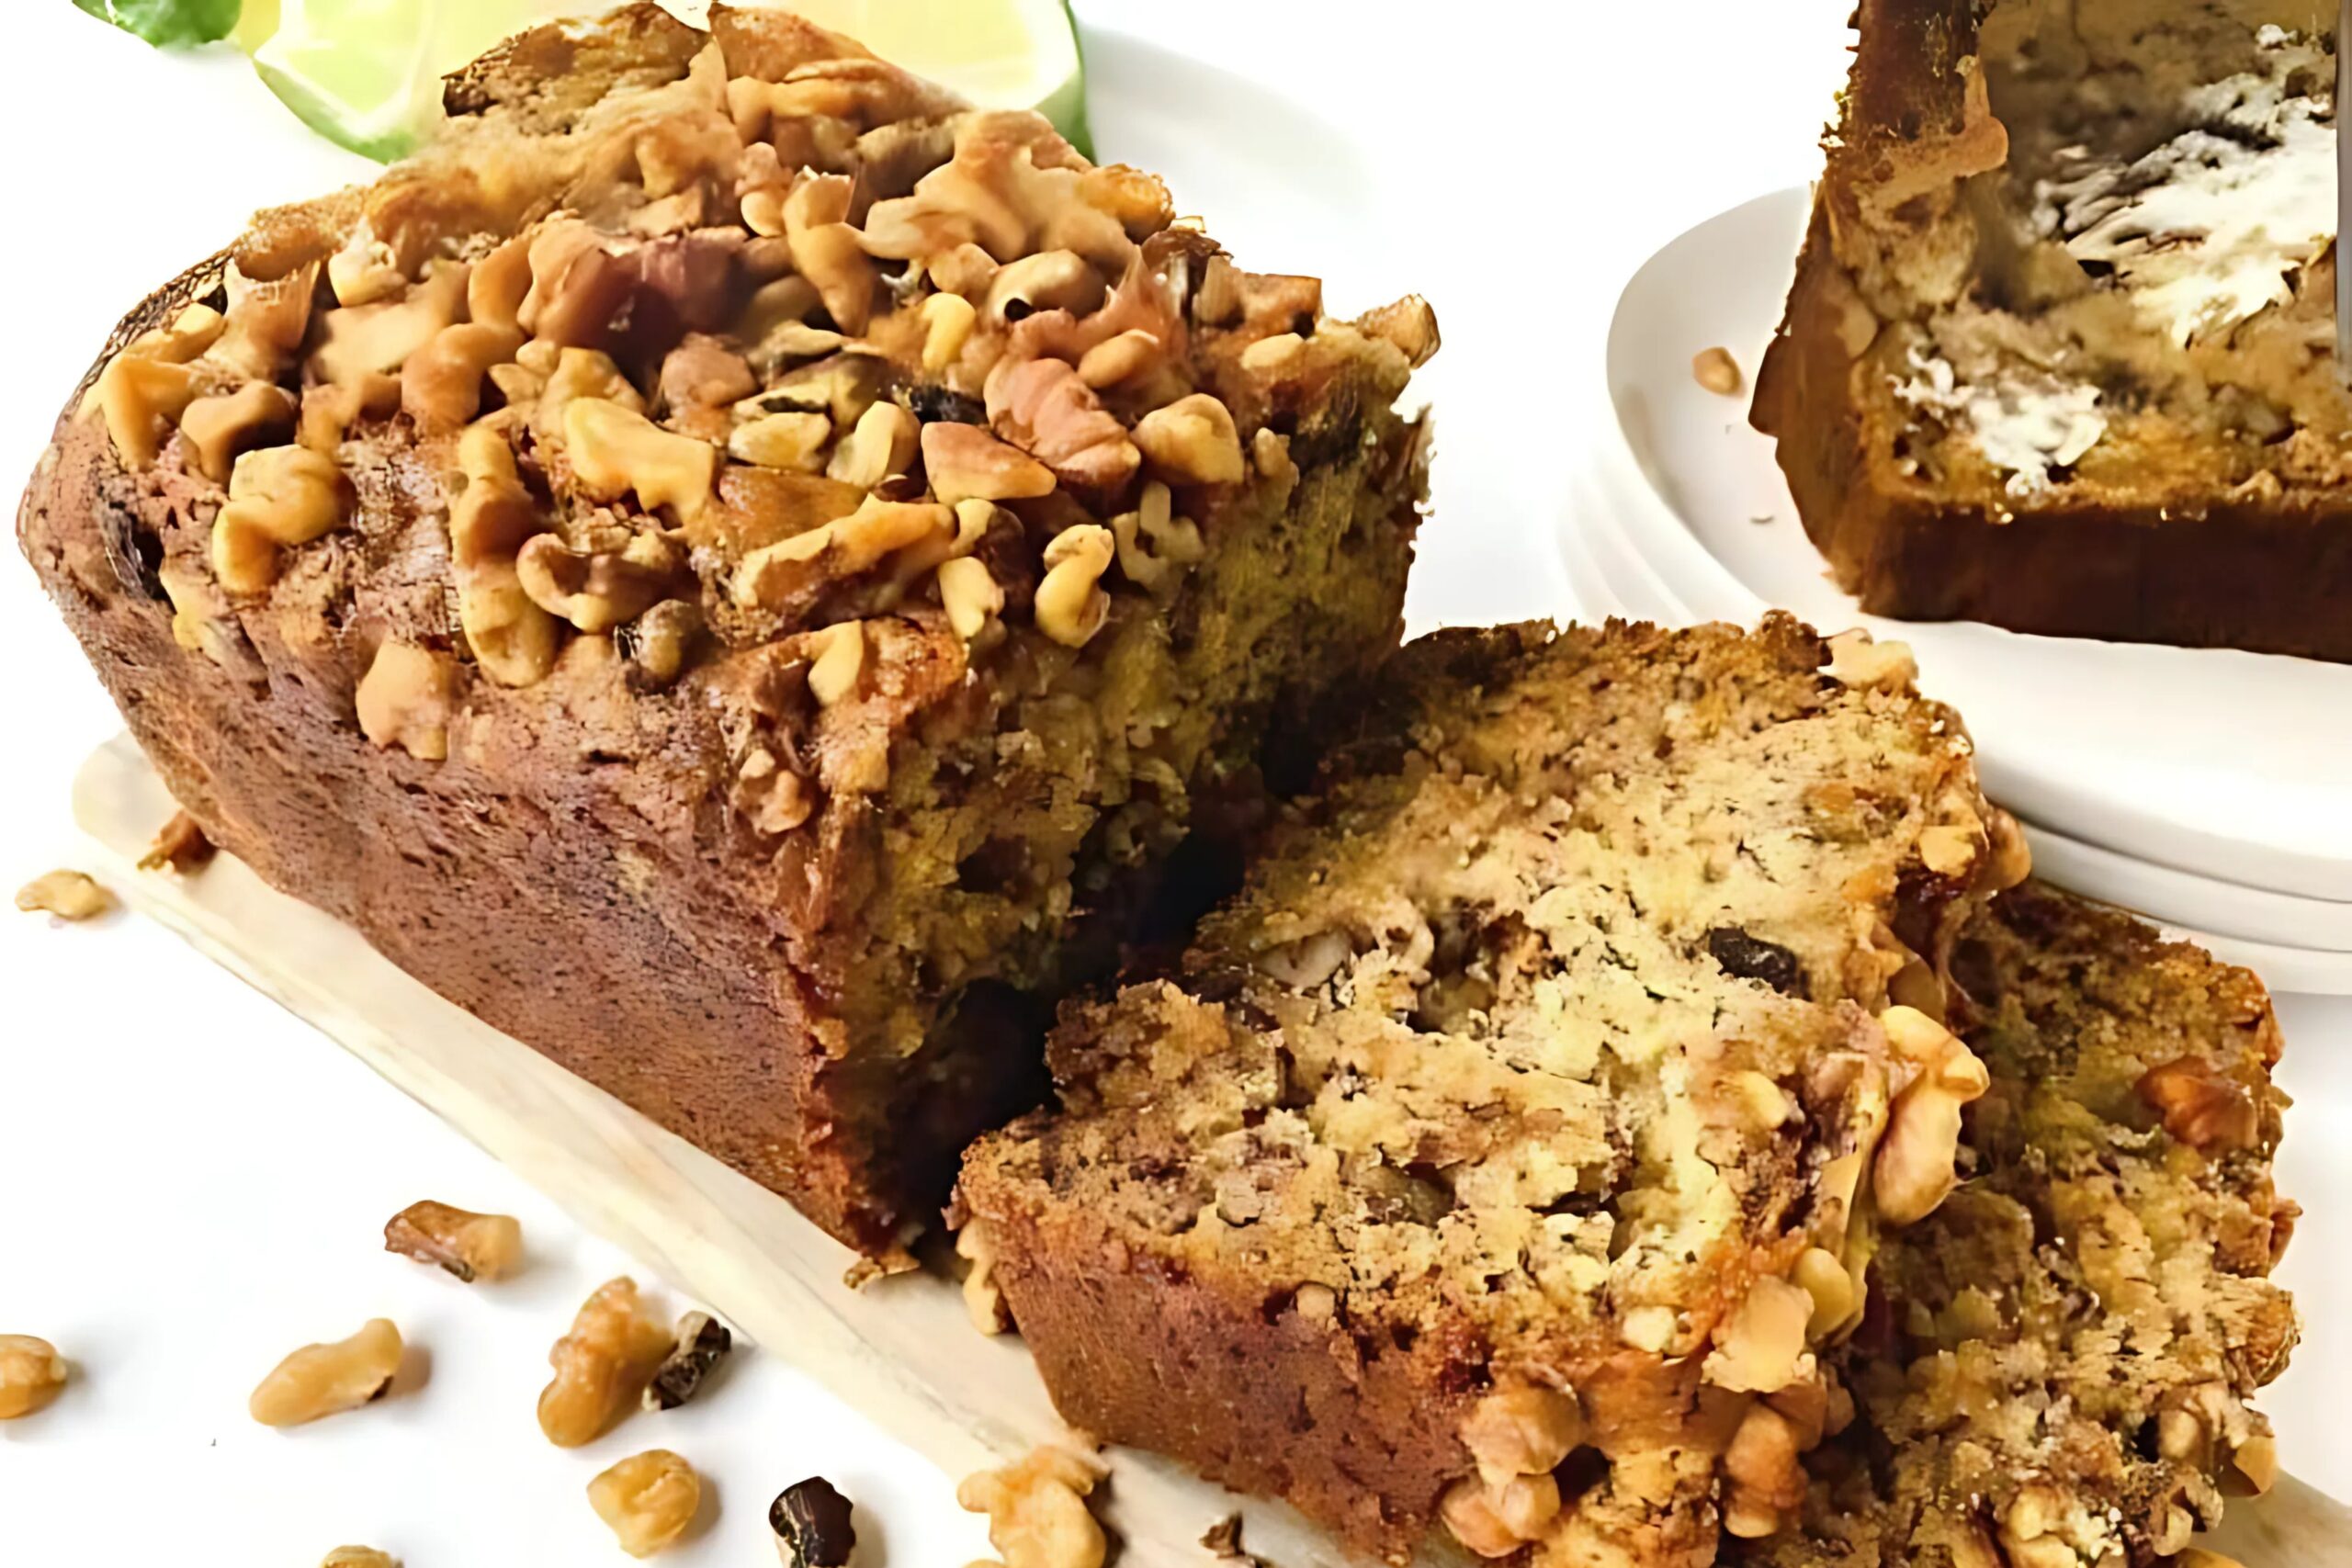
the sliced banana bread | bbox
[19,5,1436,1256]
[1754,0,2352,660]
[957,615,2026,1564]
[1757,882,2297,1568]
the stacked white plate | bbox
[1566,187,2352,994]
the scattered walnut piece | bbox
[1701,1277,1812,1394]
[319,1549,399,1568]
[356,643,460,761]
[956,1221,1012,1335]
[938,556,1005,641]
[15,870,112,922]
[1200,1514,1268,1568]
[588,1449,704,1558]
[1691,346,1744,396]
[451,420,560,688]
[1076,329,1159,389]
[957,1445,1109,1568]
[731,410,833,471]
[1355,295,1440,368]
[922,290,979,372]
[211,445,350,594]
[2136,1057,2261,1153]
[564,398,717,521]
[987,357,1138,498]
[1792,1247,1855,1338]
[1458,1385,1584,1486]
[1441,1472,1561,1558]
[1872,1007,1990,1226]
[516,531,679,634]
[771,1476,857,1568]
[180,382,298,483]
[826,401,921,490]
[382,1200,522,1282]
[1132,393,1245,486]
[300,371,401,454]
[2228,1432,2279,1496]
[922,422,1057,508]
[0,1335,68,1419]
[644,1312,732,1412]
[249,1318,404,1427]
[402,321,525,433]
[140,810,214,874]
[537,1277,673,1448]
[308,265,466,387]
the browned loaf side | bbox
[1756,883,2296,1568]
[959,615,2034,1565]
[1754,0,2352,662]
[18,4,1437,1257]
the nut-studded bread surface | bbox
[1755,882,2297,1568]
[958,615,2025,1564]
[1753,0,2352,661]
[18,3,1436,1257]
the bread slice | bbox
[17,4,1436,1257]
[957,615,2030,1563]
[1754,0,2352,662]
[1758,883,2298,1568]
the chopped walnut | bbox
[0,1336,69,1420]
[1108,480,1204,595]
[1076,329,1159,389]
[329,225,407,308]
[624,600,702,692]
[180,382,298,483]
[1691,346,1744,396]
[94,355,204,469]
[1354,295,1441,368]
[517,530,680,634]
[16,870,113,922]
[938,555,1006,641]
[383,1200,522,1282]
[309,265,466,387]
[1034,525,1114,647]
[211,445,350,595]
[588,1449,703,1558]
[1441,1472,1561,1557]
[922,422,1057,508]
[735,497,950,610]
[564,399,718,521]
[1872,1008,1990,1226]
[450,421,560,687]
[140,810,213,874]
[987,357,1138,498]
[1701,1277,1812,1394]
[985,251,1106,324]
[806,620,867,707]
[734,746,816,836]
[1720,1402,1804,1540]
[956,1221,1012,1335]
[731,410,833,471]
[320,1549,399,1568]
[402,321,526,432]
[299,372,401,454]
[1132,393,1244,486]
[468,232,535,333]
[538,1277,673,1449]
[248,1319,405,1427]
[2137,1058,2261,1152]
[1458,1386,1584,1485]
[826,401,921,489]
[922,290,979,372]
[211,262,322,381]
[783,172,877,335]
[956,1445,1109,1568]
[356,643,461,761]
[1822,629,1917,691]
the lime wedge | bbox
[737,0,1092,157]
[249,0,566,162]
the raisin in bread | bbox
[1754,882,2297,1568]
[17,3,1437,1258]
[958,615,2027,1564]
[1754,0,2352,661]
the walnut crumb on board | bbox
[15,869,112,920]
[1691,346,1743,395]
[138,810,213,873]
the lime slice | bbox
[741,0,1092,157]
[249,0,566,162]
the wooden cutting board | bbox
[70,734,2350,1568]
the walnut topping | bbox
[956,1220,1012,1335]
[140,810,214,874]
[938,555,1004,640]
[785,172,878,335]
[2137,1058,2261,1152]
[119,301,227,367]
[731,410,833,471]
[212,262,322,381]
[1108,479,1204,594]
[211,446,350,595]
[1459,1386,1584,1486]
[1872,1007,1990,1226]
[863,111,1152,272]
[734,495,951,609]
[987,357,1138,498]
[1355,295,1441,368]
[659,336,757,413]
[736,745,815,836]
[309,265,467,386]
[16,870,113,921]
[468,232,534,333]
[1131,393,1245,485]
[1721,1402,1805,1540]
[956,1445,1109,1568]
[1441,1473,1562,1558]
[356,643,460,761]
[826,401,921,489]
[625,600,702,692]
[1702,1278,1813,1393]
[94,356,203,469]
[1034,524,1114,647]
[536,347,648,439]
[985,250,1106,324]
[921,290,979,372]
[807,619,867,707]
[564,398,718,520]
[518,531,680,634]
[299,372,401,454]
[450,421,559,687]
[1076,328,1159,389]
[1822,629,1917,691]
[922,421,1056,507]
[328,227,406,308]
[180,382,298,483]
[403,322,525,433]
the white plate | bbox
[1576,186,2352,904]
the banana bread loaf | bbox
[957,615,2030,1564]
[17,4,1436,1257]
[1754,0,2352,662]
[1758,882,2297,1568]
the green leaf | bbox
[74,0,242,49]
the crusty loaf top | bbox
[966,614,2026,1557]
[56,0,1437,919]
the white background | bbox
[4,4,2345,1565]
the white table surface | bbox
[3,4,2344,1564]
